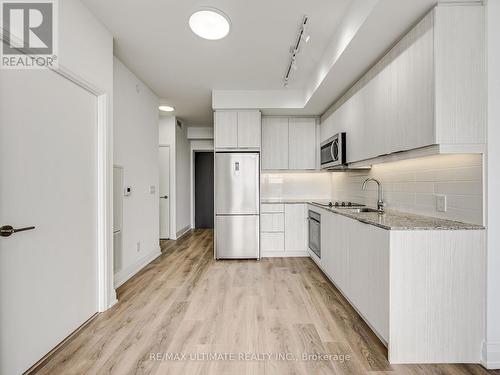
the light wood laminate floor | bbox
[35,229,497,375]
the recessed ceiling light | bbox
[159,105,175,112]
[189,8,231,40]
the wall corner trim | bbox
[481,341,500,369]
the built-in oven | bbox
[321,132,346,169]
[308,210,321,259]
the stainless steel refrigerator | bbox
[215,152,260,259]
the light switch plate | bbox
[436,194,447,212]
[149,185,156,194]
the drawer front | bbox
[261,203,285,213]
[261,233,285,252]
[261,213,285,232]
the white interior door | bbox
[0,69,99,375]
[159,146,170,239]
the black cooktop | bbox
[313,201,366,208]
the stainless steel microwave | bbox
[320,132,346,169]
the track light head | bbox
[283,15,309,87]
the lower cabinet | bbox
[261,203,308,256]
[308,204,486,364]
[261,232,284,252]
[346,219,389,342]
[311,205,390,343]
[284,204,307,253]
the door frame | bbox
[51,64,116,312]
[159,144,173,239]
[191,146,215,229]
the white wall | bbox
[59,0,113,95]
[485,0,500,369]
[331,154,483,225]
[59,0,115,307]
[113,57,160,286]
[159,116,177,238]
[187,127,214,140]
[261,173,332,201]
[176,123,191,236]
[159,118,192,238]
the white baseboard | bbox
[107,296,118,310]
[176,225,191,239]
[261,251,309,258]
[482,341,500,369]
[114,247,161,289]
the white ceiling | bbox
[81,0,352,124]
[82,0,438,125]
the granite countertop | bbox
[308,203,485,231]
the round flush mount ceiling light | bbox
[189,8,231,40]
[159,105,175,112]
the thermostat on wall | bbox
[124,186,132,197]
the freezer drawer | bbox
[215,153,259,215]
[216,215,259,259]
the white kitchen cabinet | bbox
[261,203,285,213]
[316,206,389,343]
[261,203,309,257]
[261,233,284,252]
[347,219,390,342]
[288,118,317,170]
[308,204,485,363]
[321,5,485,164]
[284,204,307,252]
[215,110,261,150]
[262,117,318,171]
[324,213,350,293]
[237,111,261,149]
[261,117,289,170]
[261,213,285,232]
[215,111,238,149]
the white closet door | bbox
[0,69,98,375]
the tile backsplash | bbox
[331,154,484,225]
[261,172,332,201]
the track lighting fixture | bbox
[283,15,310,87]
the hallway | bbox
[35,230,493,374]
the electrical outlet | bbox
[436,194,447,212]
[136,242,141,252]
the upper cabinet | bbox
[320,5,485,165]
[261,117,289,170]
[215,111,238,149]
[237,111,261,148]
[262,116,317,170]
[215,110,261,150]
[288,118,317,170]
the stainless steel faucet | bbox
[362,178,385,213]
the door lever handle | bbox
[1,225,36,237]
[160,195,168,199]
